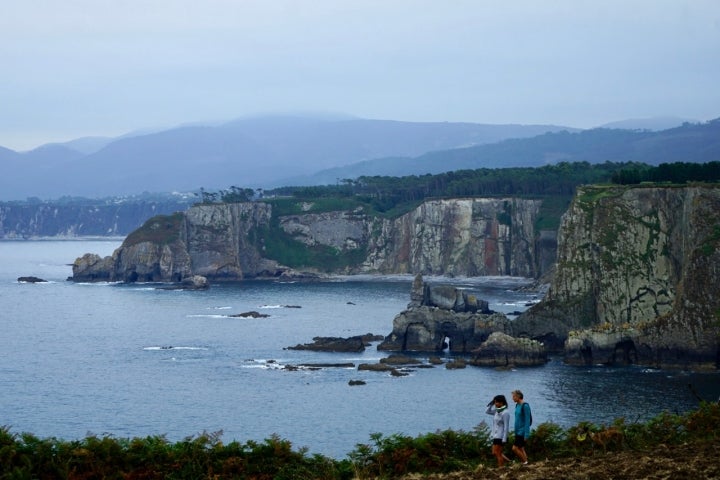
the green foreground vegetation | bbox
[2,402,718,479]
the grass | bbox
[122,212,184,247]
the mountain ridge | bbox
[297,118,720,184]
[1,114,716,201]
[0,115,576,201]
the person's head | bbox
[493,394,508,407]
[512,390,524,402]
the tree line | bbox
[611,161,720,184]
[199,161,719,214]
[267,161,643,213]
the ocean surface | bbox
[1,240,719,459]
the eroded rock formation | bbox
[377,275,547,366]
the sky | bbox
[1,0,719,151]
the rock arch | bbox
[438,321,466,353]
[612,339,638,365]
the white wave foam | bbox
[241,363,269,369]
[143,346,209,351]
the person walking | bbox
[485,394,511,468]
[511,389,531,464]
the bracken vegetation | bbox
[1,402,718,479]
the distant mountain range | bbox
[301,118,720,185]
[0,115,576,200]
[0,114,715,201]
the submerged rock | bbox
[229,311,270,318]
[157,275,209,290]
[17,276,47,283]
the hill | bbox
[0,116,572,201]
[301,118,720,184]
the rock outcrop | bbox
[514,185,720,369]
[377,275,547,365]
[72,197,555,282]
[287,334,383,352]
[157,275,209,290]
[73,204,285,282]
[470,332,548,367]
[408,277,491,313]
[72,253,116,282]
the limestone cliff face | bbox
[363,198,545,277]
[276,198,547,277]
[279,208,370,251]
[0,201,190,239]
[182,203,281,279]
[73,197,552,282]
[514,185,720,369]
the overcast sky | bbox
[1,0,719,151]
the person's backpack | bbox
[523,403,533,426]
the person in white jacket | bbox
[485,394,511,468]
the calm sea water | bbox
[1,240,718,459]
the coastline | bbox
[0,236,126,242]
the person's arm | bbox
[523,404,532,437]
[485,405,495,415]
[502,412,510,443]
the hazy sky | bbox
[2,0,719,151]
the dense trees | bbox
[612,161,720,184]
[269,161,639,213]
[207,161,719,216]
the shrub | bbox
[1,403,718,479]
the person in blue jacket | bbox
[512,389,531,464]
[485,394,511,468]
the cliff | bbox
[73,204,285,282]
[513,184,720,369]
[0,200,191,239]
[72,197,555,281]
[69,185,720,369]
[363,198,545,277]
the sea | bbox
[1,240,719,459]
